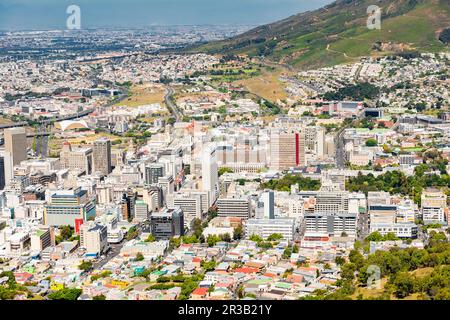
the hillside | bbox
[192,0,450,69]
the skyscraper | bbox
[270,131,306,170]
[150,207,184,240]
[0,150,13,188]
[261,190,275,219]
[4,128,27,166]
[145,163,165,185]
[60,142,94,175]
[93,138,112,176]
[201,147,219,207]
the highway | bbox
[0,108,96,130]
[164,87,182,121]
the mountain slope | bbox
[192,0,449,69]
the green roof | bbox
[36,230,46,237]
[247,278,272,285]
[151,270,166,276]
[355,128,390,133]
[275,282,292,289]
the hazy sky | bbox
[0,0,333,30]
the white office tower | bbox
[217,196,251,219]
[201,146,219,207]
[305,126,326,160]
[80,222,108,256]
[260,190,275,219]
[246,218,295,241]
[158,175,175,205]
[134,200,149,222]
[172,192,203,228]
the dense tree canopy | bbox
[261,174,321,192]
[346,171,449,205]
[323,83,380,101]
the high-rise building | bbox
[217,196,251,219]
[304,212,357,237]
[145,163,165,185]
[30,226,54,252]
[270,131,306,170]
[120,191,136,221]
[314,191,349,214]
[173,193,203,227]
[260,190,275,219]
[44,188,96,227]
[134,200,149,222]
[421,188,447,224]
[93,139,112,176]
[150,207,184,240]
[0,153,6,190]
[4,128,27,166]
[201,147,219,207]
[305,127,326,159]
[158,175,174,205]
[60,142,94,175]
[143,186,163,212]
[80,222,108,256]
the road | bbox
[164,87,182,121]
[335,112,366,169]
[335,127,347,169]
[93,223,145,270]
[357,211,370,241]
[93,242,125,269]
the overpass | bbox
[0,108,96,130]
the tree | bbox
[218,167,233,176]
[335,256,346,266]
[233,225,244,240]
[267,233,283,242]
[191,218,203,238]
[365,139,378,147]
[219,233,231,242]
[365,231,384,242]
[261,174,321,192]
[249,234,263,243]
[135,252,144,261]
[349,250,365,269]
[48,288,82,301]
[206,235,221,247]
[59,225,73,242]
[393,272,416,298]
[156,276,171,283]
[169,237,181,250]
[78,261,93,272]
[282,247,292,259]
[126,226,138,240]
[145,234,156,243]
[383,232,400,241]
[93,294,106,300]
[340,263,356,282]
[201,260,216,272]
